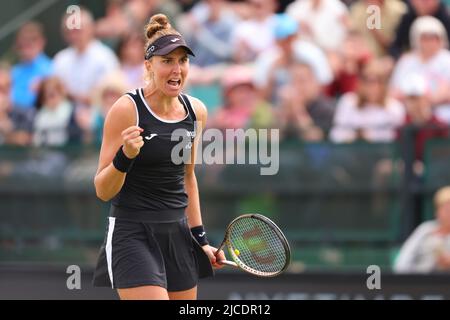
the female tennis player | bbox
[92,13,225,300]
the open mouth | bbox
[167,79,181,89]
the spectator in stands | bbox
[330,59,405,143]
[389,0,450,59]
[325,29,373,98]
[254,13,333,104]
[33,77,81,147]
[53,8,119,109]
[96,0,181,47]
[90,72,128,145]
[394,186,450,273]
[116,32,145,89]
[11,22,52,110]
[397,73,449,162]
[277,63,335,141]
[390,16,450,125]
[349,0,407,58]
[231,0,278,63]
[0,64,34,146]
[209,65,273,131]
[180,0,238,86]
[180,0,237,67]
[286,0,349,52]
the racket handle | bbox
[217,260,238,268]
[215,241,226,257]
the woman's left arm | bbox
[185,97,225,268]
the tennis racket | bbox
[214,214,291,277]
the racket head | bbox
[224,214,291,277]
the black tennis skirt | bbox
[92,205,214,291]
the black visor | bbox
[145,34,195,60]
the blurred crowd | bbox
[1,0,450,163]
[1,0,450,274]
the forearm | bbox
[184,171,203,228]
[94,164,127,201]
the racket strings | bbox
[228,218,288,274]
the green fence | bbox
[1,140,449,271]
[422,139,450,221]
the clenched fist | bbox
[121,126,144,159]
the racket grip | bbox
[217,260,238,267]
[215,241,226,257]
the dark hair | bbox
[35,76,67,109]
[116,31,145,62]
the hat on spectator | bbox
[274,14,299,40]
[221,65,255,92]
[410,16,448,49]
[400,73,428,97]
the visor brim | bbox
[153,44,195,57]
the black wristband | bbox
[190,225,209,246]
[112,146,136,173]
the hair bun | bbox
[146,14,171,39]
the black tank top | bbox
[112,88,197,212]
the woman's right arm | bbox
[94,96,143,202]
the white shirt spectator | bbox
[254,39,333,91]
[231,16,277,61]
[286,0,348,51]
[53,40,119,100]
[391,50,450,93]
[394,220,450,273]
[330,92,405,143]
[390,49,450,124]
[33,100,73,146]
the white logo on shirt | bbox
[198,232,206,237]
[171,38,180,42]
[144,134,158,140]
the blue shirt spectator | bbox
[12,53,52,109]
[11,22,53,109]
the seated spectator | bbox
[349,0,406,58]
[11,22,52,109]
[254,13,333,104]
[390,0,450,59]
[53,7,119,109]
[90,72,128,145]
[116,32,145,89]
[96,0,181,46]
[286,0,349,52]
[397,73,449,162]
[33,77,81,147]
[181,0,238,86]
[390,16,450,124]
[277,63,335,141]
[330,59,405,143]
[209,65,273,131]
[179,0,237,67]
[325,29,373,98]
[0,64,34,146]
[394,186,450,273]
[231,0,278,63]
